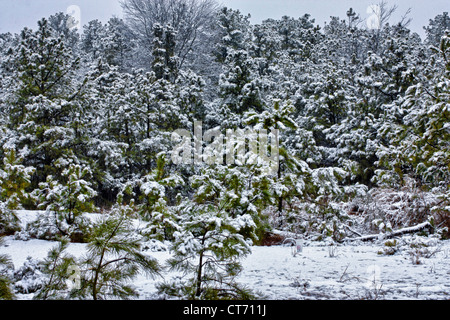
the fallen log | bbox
[342,221,433,242]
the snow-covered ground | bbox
[2,211,450,300]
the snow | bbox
[2,211,449,300]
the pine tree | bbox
[34,237,77,300]
[122,153,183,241]
[191,163,273,240]
[6,18,86,186]
[48,12,80,50]
[81,19,107,61]
[158,200,256,300]
[376,31,450,192]
[424,12,450,47]
[35,163,97,241]
[244,100,305,218]
[75,212,161,300]
[0,148,35,235]
[103,17,135,71]
[152,23,178,82]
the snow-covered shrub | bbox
[405,236,441,265]
[13,257,45,295]
[0,237,15,300]
[33,238,77,300]
[349,186,446,237]
[0,202,20,236]
[273,199,353,242]
[24,211,93,242]
[377,239,401,256]
[23,213,62,241]
[0,149,35,235]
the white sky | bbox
[0,0,448,38]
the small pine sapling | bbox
[75,211,161,300]
[123,153,183,241]
[35,163,97,241]
[34,237,78,300]
[158,202,257,300]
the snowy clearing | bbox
[2,211,449,301]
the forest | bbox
[0,0,449,300]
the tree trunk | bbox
[343,221,433,242]
[195,251,204,298]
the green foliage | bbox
[158,201,257,300]
[375,30,450,195]
[191,163,273,242]
[74,212,161,300]
[0,148,35,235]
[0,148,35,209]
[0,237,15,300]
[34,163,97,241]
[377,239,400,256]
[122,153,183,241]
[34,237,77,300]
[4,17,87,187]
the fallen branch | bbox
[344,225,362,237]
[342,221,433,242]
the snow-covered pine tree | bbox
[245,100,321,216]
[158,200,257,300]
[34,163,97,242]
[48,12,80,50]
[206,7,262,130]
[34,237,77,300]
[245,99,348,240]
[190,162,274,240]
[0,148,35,235]
[424,12,450,47]
[152,23,178,82]
[103,17,135,71]
[80,19,107,61]
[376,30,450,193]
[122,153,183,241]
[0,236,15,300]
[5,18,86,187]
[79,60,130,202]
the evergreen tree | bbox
[122,153,183,241]
[6,18,86,186]
[34,237,77,300]
[48,12,80,50]
[376,31,450,193]
[158,200,256,300]
[81,19,107,61]
[424,12,450,47]
[103,17,135,71]
[75,212,161,300]
[35,163,97,241]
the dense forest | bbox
[0,0,449,300]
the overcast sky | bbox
[0,0,448,38]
